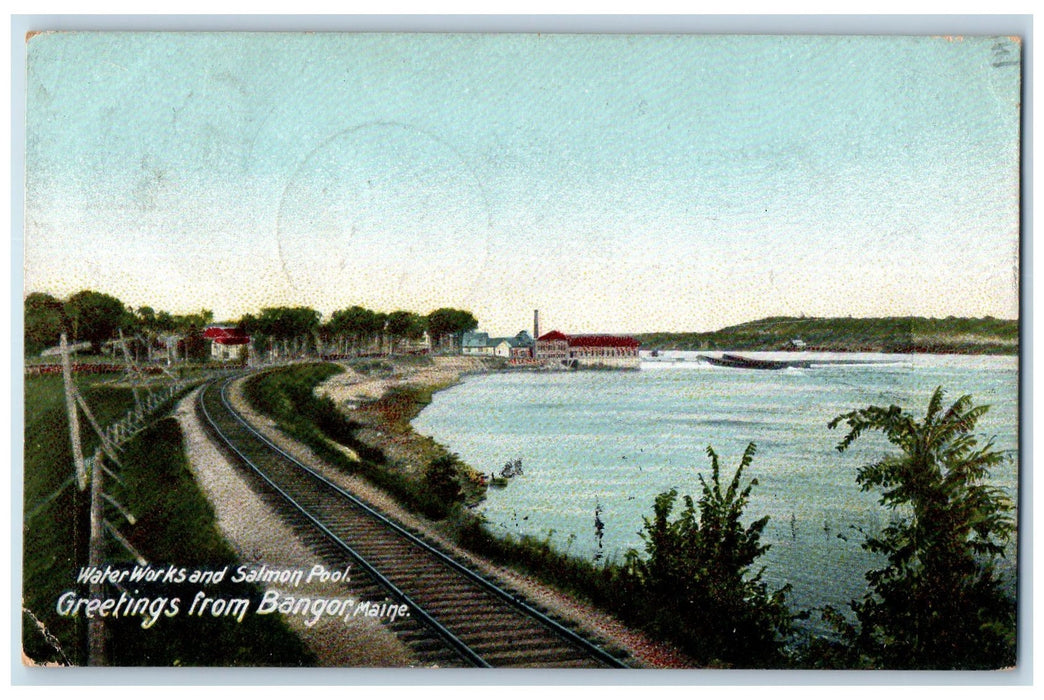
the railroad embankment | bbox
[316,356,497,499]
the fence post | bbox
[119,329,143,414]
[60,334,88,491]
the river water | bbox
[412,352,1019,619]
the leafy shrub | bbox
[821,387,1017,669]
[426,454,464,506]
[624,443,795,667]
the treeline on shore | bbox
[636,315,1019,354]
[27,290,1018,362]
[23,288,480,359]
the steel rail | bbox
[202,373,629,669]
[198,378,489,667]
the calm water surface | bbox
[413,352,1019,620]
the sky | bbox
[23,32,1022,335]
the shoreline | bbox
[316,356,493,411]
[316,356,500,500]
[313,351,1017,494]
[315,355,644,491]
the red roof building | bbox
[204,326,251,362]
[203,326,250,345]
[535,330,640,362]
[565,334,641,349]
[536,330,570,360]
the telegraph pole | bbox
[56,332,155,666]
[87,449,106,665]
[61,333,105,663]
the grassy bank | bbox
[243,362,480,519]
[23,374,134,665]
[456,518,633,617]
[347,378,487,503]
[104,418,315,666]
[22,375,313,666]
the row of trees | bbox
[238,305,478,359]
[618,387,1016,669]
[323,306,480,356]
[24,290,215,356]
[24,289,479,361]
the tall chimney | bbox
[534,309,542,359]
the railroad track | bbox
[197,374,631,669]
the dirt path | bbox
[173,387,419,667]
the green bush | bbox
[821,387,1017,669]
[426,454,464,506]
[623,443,795,667]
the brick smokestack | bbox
[534,309,539,341]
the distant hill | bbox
[635,316,1019,355]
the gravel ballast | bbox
[174,387,419,667]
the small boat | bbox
[700,353,812,371]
